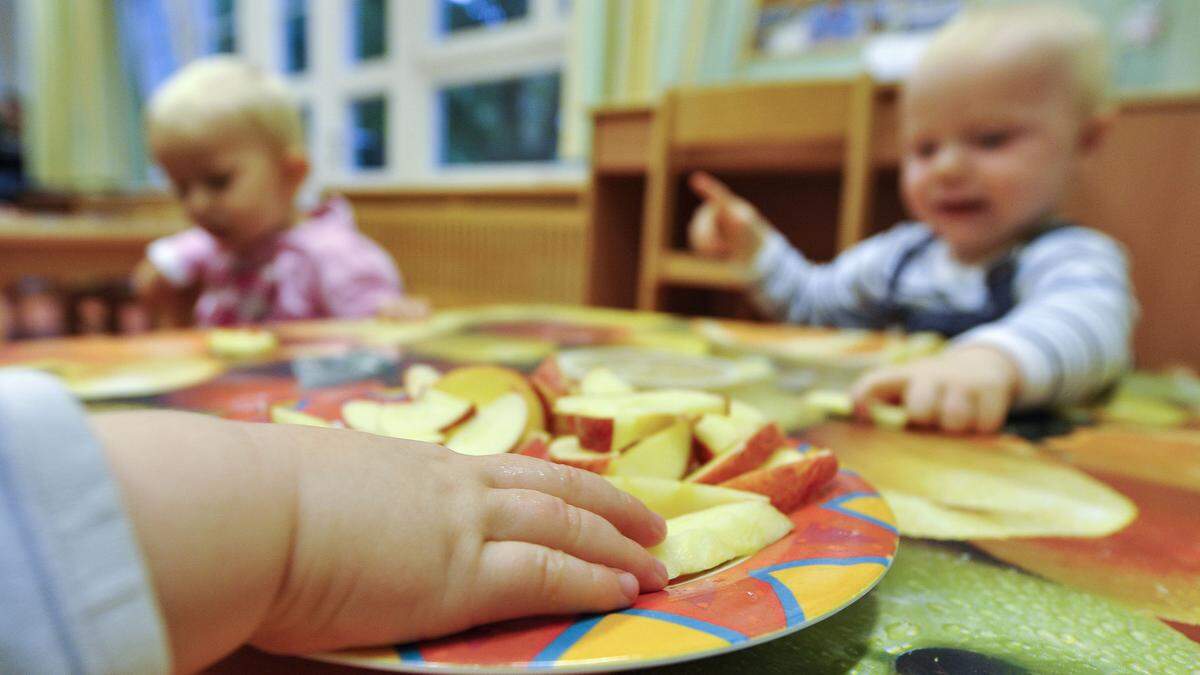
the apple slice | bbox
[686,423,784,484]
[379,389,474,438]
[207,328,278,359]
[341,400,384,434]
[606,475,766,520]
[802,389,909,429]
[270,405,334,428]
[402,363,442,399]
[445,392,528,456]
[435,365,546,436]
[555,390,726,452]
[720,448,839,512]
[650,501,794,579]
[530,356,571,425]
[580,367,634,395]
[514,431,551,460]
[729,399,767,426]
[694,413,761,463]
[607,420,690,479]
[761,445,807,470]
[803,389,855,417]
[547,436,614,473]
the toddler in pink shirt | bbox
[135,57,427,327]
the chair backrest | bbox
[636,76,879,311]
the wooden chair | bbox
[635,75,881,311]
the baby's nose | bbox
[932,145,969,181]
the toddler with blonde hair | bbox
[135,57,427,326]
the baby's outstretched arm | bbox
[92,411,667,672]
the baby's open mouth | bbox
[936,198,988,217]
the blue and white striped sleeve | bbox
[748,224,928,328]
[955,228,1136,408]
[0,370,170,674]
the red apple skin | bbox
[720,449,839,512]
[686,423,784,485]
[513,432,551,460]
[531,357,572,418]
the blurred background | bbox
[0,1,1198,358]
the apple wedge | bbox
[694,413,760,463]
[445,392,528,456]
[686,423,784,485]
[402,363,442,399]
[580,367,634,395]
[514,431,551,460]
[650,501,794,580]
[721,448,839,512]
[547,436,614,473]
[802,389,909,429]
[530,356,572,423]
[435,365,546,436]
[555,390,726,452]
[607,420,691,479]
[341,400,384,434]
[378,389,474,438]
[606,475,767,520]
[207,328,278,359]
[270,405,334,428]
[803,389,855,417]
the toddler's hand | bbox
[687,172,768,262]
[249,428,668,654]
[377,295,432,321]
[850,346,1020,433]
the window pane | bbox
[352,0,388,61]
[439,71,560,164]
[349,96,387,169]
[441,0,528,34]
[282,0,307,73]
[211,0,237,53]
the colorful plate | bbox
[310,470,898,673]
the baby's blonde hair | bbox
[147,56,304,155]
[917,2,1110,116]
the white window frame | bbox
[233,0,581,189]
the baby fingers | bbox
[487,488,668,592]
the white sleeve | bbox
[146,236,194,287]
[955,229,1136,408]
[0,370,170,674]
[748,224,928,328]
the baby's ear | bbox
[1078,111,1114,155]
[282,150,310,188]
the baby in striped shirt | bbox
[688,4,1135,433]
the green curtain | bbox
[22,0,145,192]
[560,0,754,161]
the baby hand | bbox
[687,172,768,262]
[377,295,432,321]
[850,346,1019,433]
[249,429,668,654]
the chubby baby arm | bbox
[851,345,1020,433]
[92,411,666,671]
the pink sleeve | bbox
[145,227,218,287]
[316,233,405,318]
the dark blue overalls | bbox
[882,225,1064,338]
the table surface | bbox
[2,305,1197,674]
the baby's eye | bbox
[912,140,938,159]
[205,173,232,191]
[973,130,1014,150]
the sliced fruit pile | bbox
[269,356,840,580]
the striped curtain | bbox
[23,0,143,191]
[560,0,754,161]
